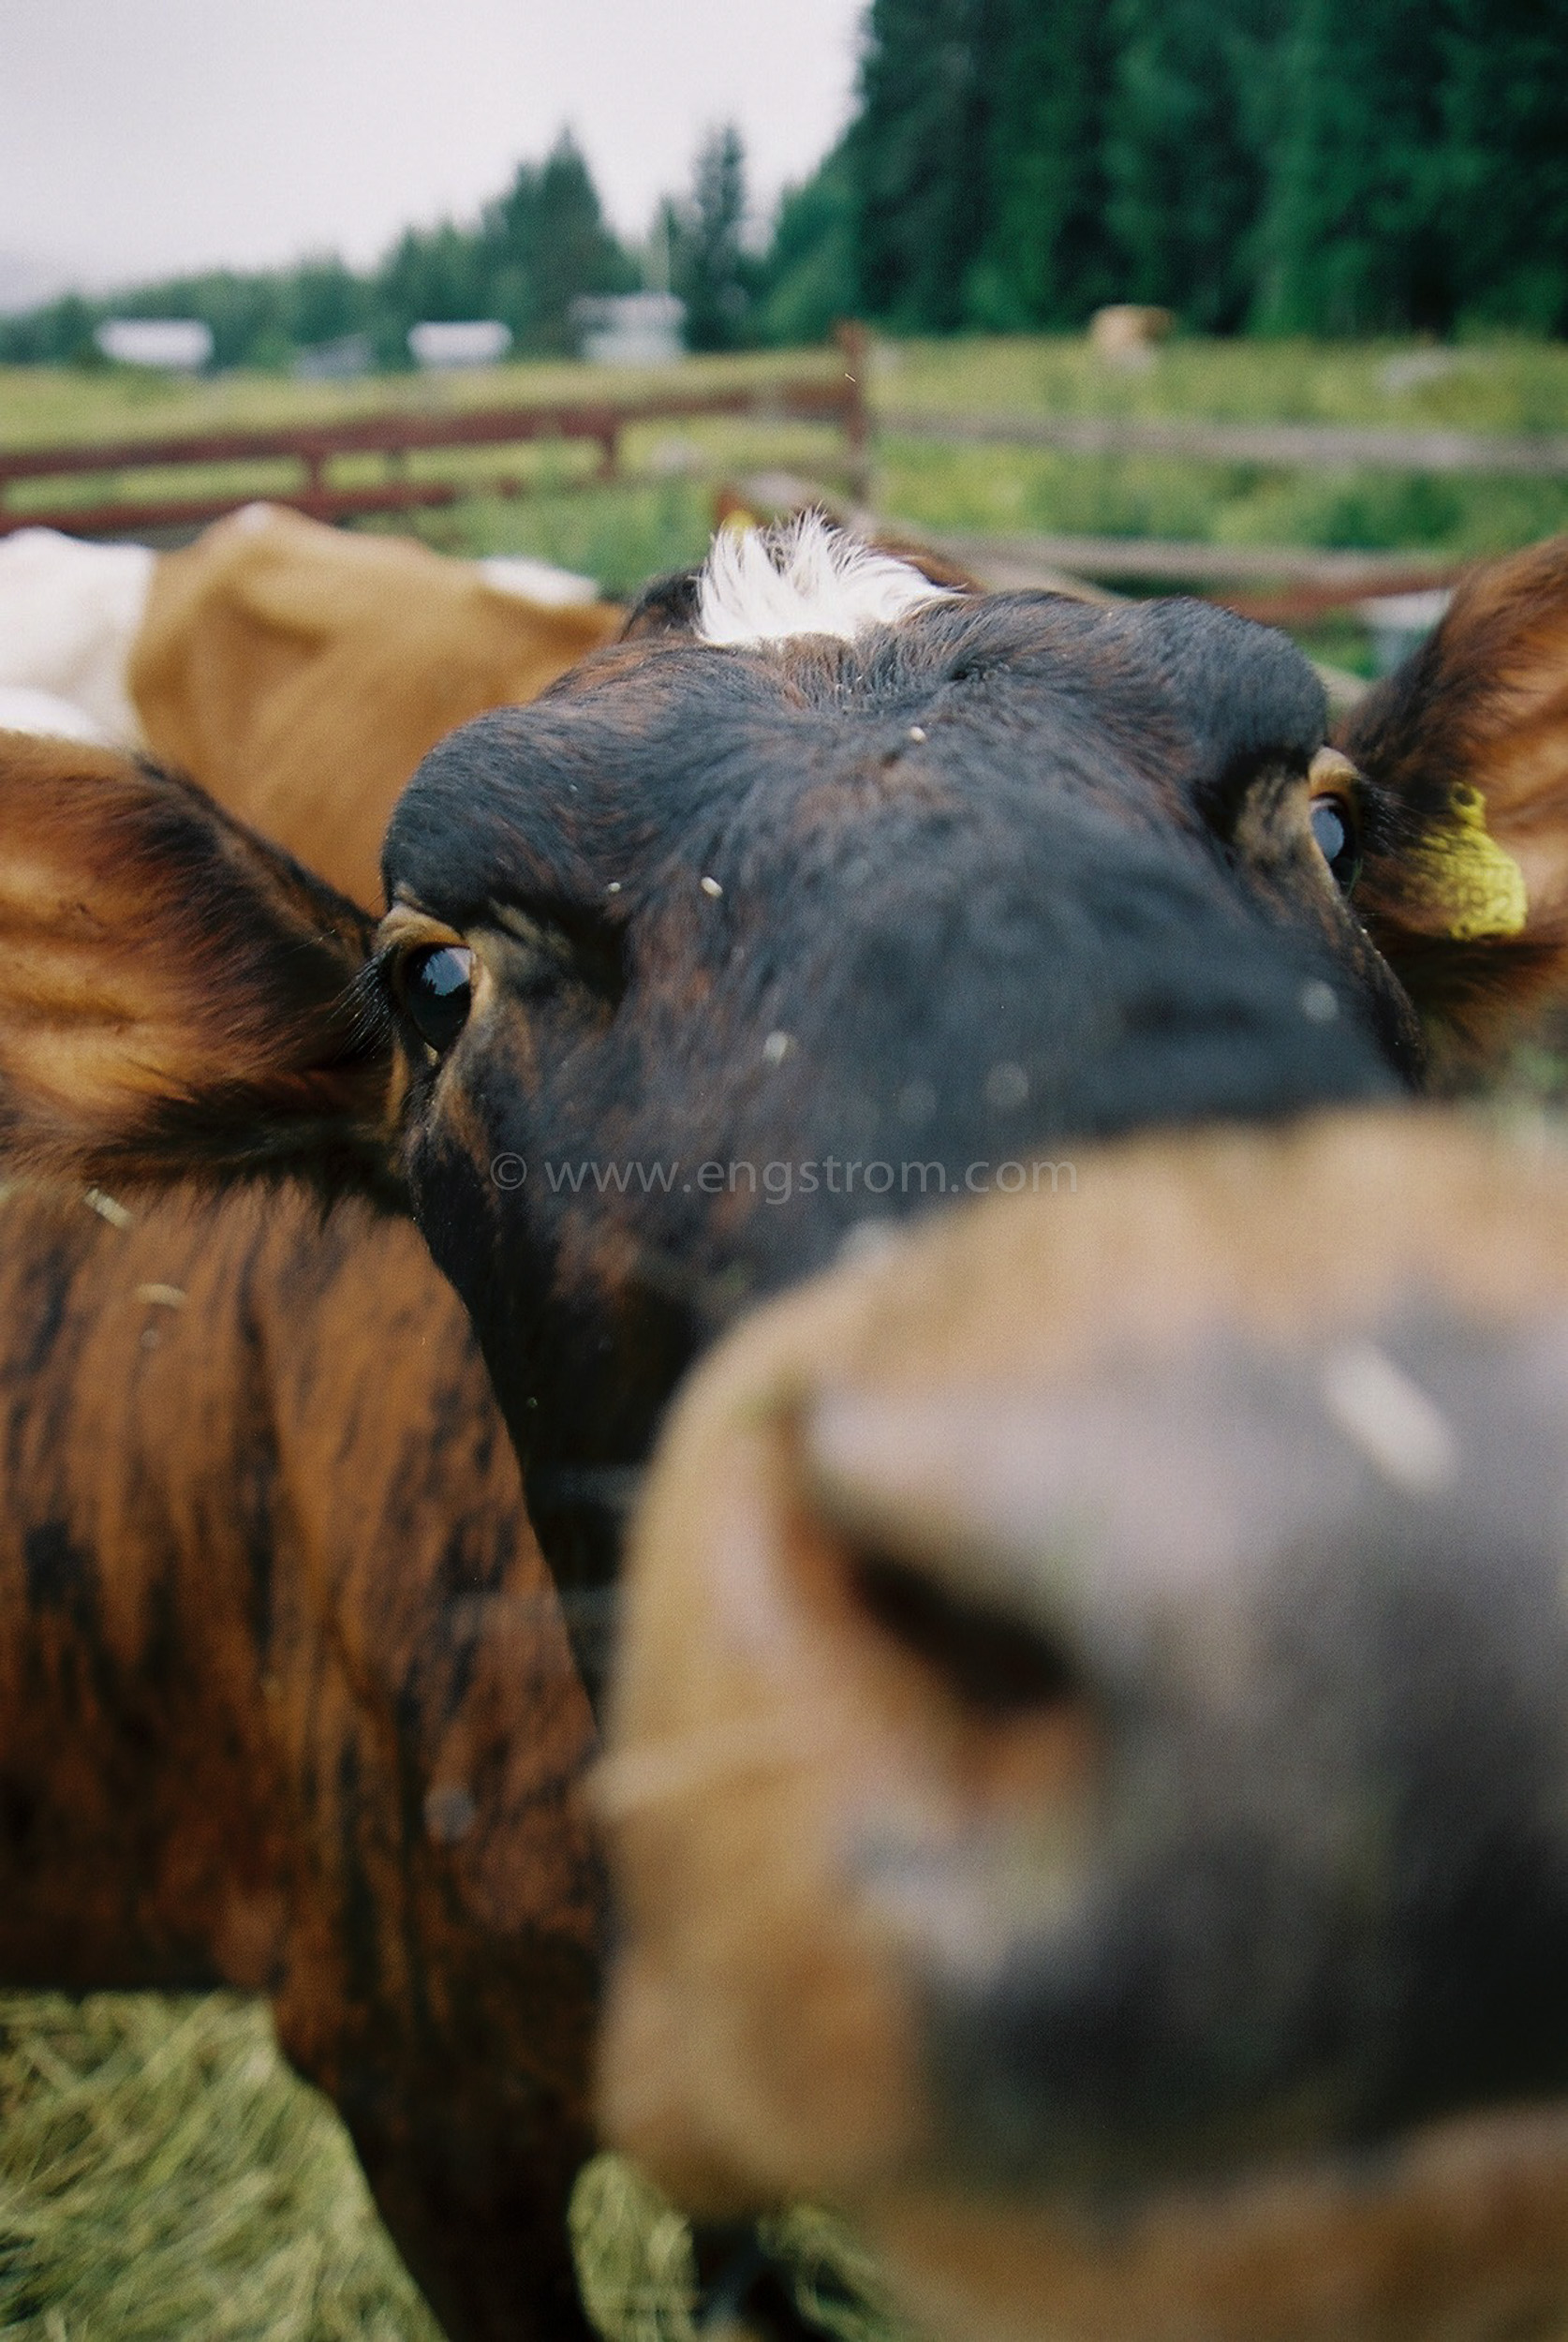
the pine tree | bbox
[1103,0,1289,333]
[850,0,993,332]
[1441,0,1568,334]
[481,132,631,356]
[968,0,1122,329]
[284,257,364,351]
[1257,0,1450,334]
[370,223,488,363]
[671,125,757,352]
[756,142,860,347]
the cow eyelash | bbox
[356,941,461,1061]
[345,957,397,1053]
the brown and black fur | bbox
[0,1175,599,2341]
[7,535,1568,2339]
[1347,534,1568,1070]
[0,734,604,2337]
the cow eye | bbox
[1310,794,1360,889]
[401,943,474,1053]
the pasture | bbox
[6,334,1568,645]
[2,336,1568,2341]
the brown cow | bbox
[0,507,618,2339]
[600,1108,1568,2342]
[0,1178,598,2340]
[2,524,1568,2339]
[128,504,622,907]
[0,510,622,908]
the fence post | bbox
[835,319,871,505]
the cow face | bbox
[1,524,1564,1618]
[599,1109,1568,2342]
[373,524,1420,1562]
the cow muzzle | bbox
[597,1114,1568,2340]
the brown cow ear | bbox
[0,733,396,1191]
[1342,535,1568,1078]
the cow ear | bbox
[0,733,394,1190]
[618,567,703,642]
[1342,536,1568,1078]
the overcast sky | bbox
[1,0,866,306]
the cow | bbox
[599,1106,1568,2342]
[0,510,622,906]
[0,526,155,746]
[0,503,621,2342]
[127,504,622,907]
[0,1178,607,2342]
[0,518,1564,2336]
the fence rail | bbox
[0,344,871,540]
[911,527,1465,621]
[880,408,1568,477]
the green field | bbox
[5,333,1568,609]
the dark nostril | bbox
[847,1546,1086,1721]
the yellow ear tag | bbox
[1416,784,1529,941]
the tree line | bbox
[0,134,636,369]
[0,125,772,371]
[811,0,1568,338]
[4,0,1564,370]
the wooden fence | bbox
[6,338,1555,628]
[906,527,1466,626]
[0,339,870,541]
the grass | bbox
[6,328,1562,445]
[377,480,716,597]
[865,334,1568,576]
[869,330,1568,431]
[877,434,1568,559]
[0,348,845,451]
[6,334,1568,648]
[0,1994,440,2341]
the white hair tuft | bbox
[695,512,955,648]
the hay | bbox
[0,1996,920,2342]
[570,2153,701,2342]
[569,2156,924,2342]
[757,2205,917,2342]
[0,1991,441,2342]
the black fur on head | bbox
[377,579,1418,1614]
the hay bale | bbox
[0,1991,441,2342]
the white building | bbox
[407,320,512,370]
[573,294,686,366]
[95,319,214,372]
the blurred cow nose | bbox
[802,1386,1105,1727]
[798,1375,1286,1730]
[793,1330,1568,2192]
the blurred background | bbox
[1,3,1566,2335]
[4,0,1567,681]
